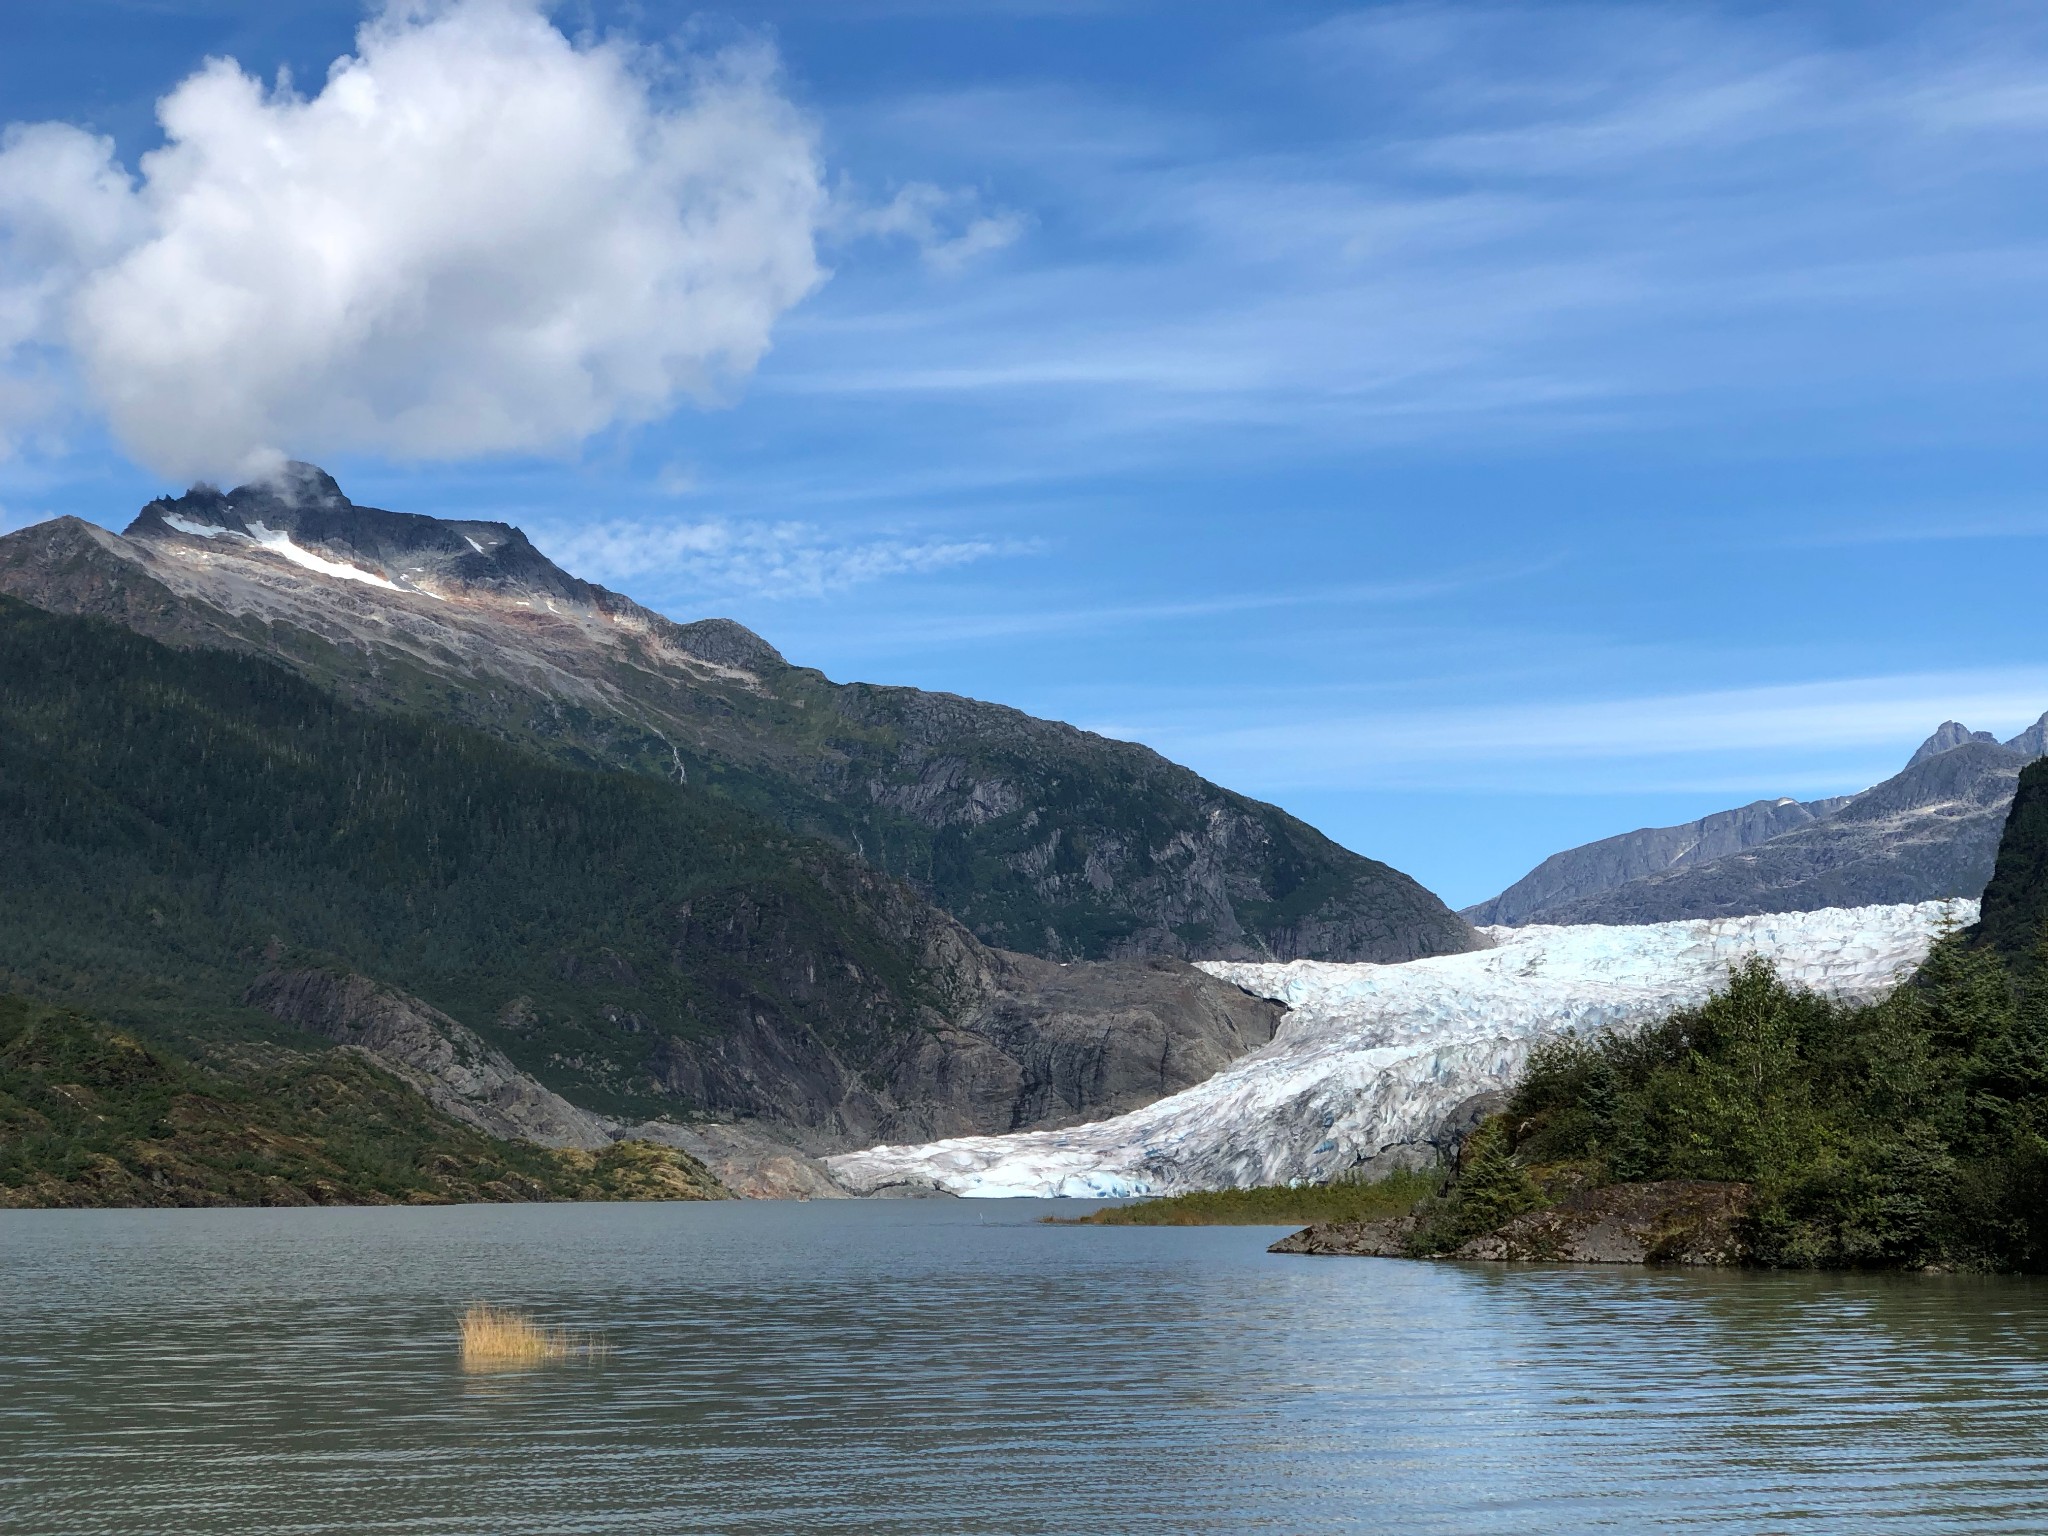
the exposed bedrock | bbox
[1469,719,2048,928]
[245,954,1285,1187]
[634,951,1285,1150]
[244,968,616,1150]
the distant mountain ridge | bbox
[1461,794,1852,927]
[1467,718,2048,927]
[0,464,1477,966]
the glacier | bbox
[825,900,1976,1199]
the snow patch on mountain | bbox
[244,521,417,595]
[157,508,429,597]
[826,901,1974,1199]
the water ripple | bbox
[3,1203,2047,1534]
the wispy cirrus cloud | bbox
[1091,666,2048,796]
[780,1,2048,469]
[784,560,1552,648]
[831,180,1028,273]
[531,515,1039,601]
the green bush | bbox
[1064,1166,1439,1226]
[1472,942,2048,1270]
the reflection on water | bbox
[3,1200,2047,1534]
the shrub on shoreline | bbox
[1441,940,2048,1270]
[1058,1167,1439,1226]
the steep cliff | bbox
[1974,757,2048,963]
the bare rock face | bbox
[1545,744,2026,924]
[246,952,1284,1172]
[245,967,863,1192]
[924,953,1286,1133]
[1461,797,1846,927]
[1908,720,2002,767]
[615,1122,850,1199]
[244,969,616,1150]
[647,952,1286,1152]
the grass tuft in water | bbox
[1056,1167,1439,1226]
[459,1304,605,1371]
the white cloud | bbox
[532,515,1037,600]
[0,0,828,479]
[833,180,1026,272]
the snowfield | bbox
[826,901,1976,1199]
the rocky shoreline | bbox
[1270,1180,1754,1265]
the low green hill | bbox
[0,994,724,1207]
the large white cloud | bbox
[0,0,827,479]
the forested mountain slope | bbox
[0,463,1475,965]
[0,596,1279,1150]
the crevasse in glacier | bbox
[825,900,1976,1199]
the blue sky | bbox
[4,0,2048,908]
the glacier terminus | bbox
[826,901,1975,1199]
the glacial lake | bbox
[5,1201,2048,1534]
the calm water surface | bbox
[4,1199,2047,1534]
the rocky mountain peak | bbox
[127,462,603,608]
[2005,712,2048,762]
[254,459,350,508]
[669,617,788,672]
[1908,720,2002,768]
[102,464,791,680]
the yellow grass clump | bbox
[458,1304,605,1371]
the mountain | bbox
[0,593,1283,1158]
[1461,795,1851,926]
[1466,717,2048,927]
[0,463,1476,966]
[1908,720,2002,766]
